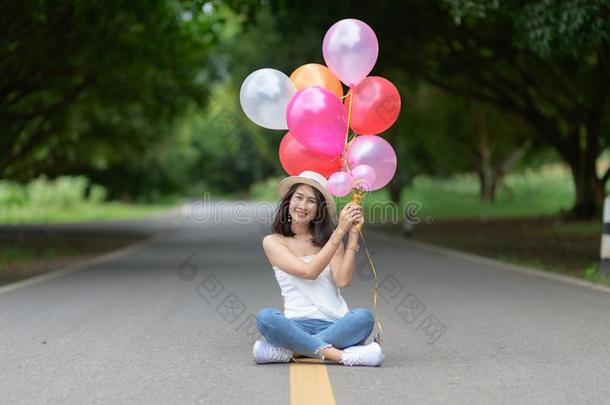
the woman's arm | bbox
[262,202,362,280]
[330,220,361,288]
[263,227,347,279]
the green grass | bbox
[0,201,179,224]
[546,221,602,238]
[0,246,38,265]
[249,176,284,202]
[495,254,547,270]
[0,246,76,269]
[0,175,182,224]
[584,264,610,287]
[395,166,574,220]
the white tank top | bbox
[272,254,349,322]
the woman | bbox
[253,170,385,367]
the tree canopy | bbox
[260,0,610,217]
[3,0,609,218]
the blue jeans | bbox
[255,307,375,360]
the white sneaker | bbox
[253,338,293,364]
[339,342,385,367]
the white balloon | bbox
[239,68,296,130]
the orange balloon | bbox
[290,63,343,99]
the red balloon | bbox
[344,76,401,134]
[279,132,341,177]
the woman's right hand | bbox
[337,202,363,233]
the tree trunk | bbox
[567,157,604,219]
[388,175,402,204]
[477,168,497,202]
[481,173,498,202]
[473,106,531,203]
[386,129,402,204]
[474,105,493,202]
[560,122,605,219]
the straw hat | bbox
[277,170,337,218]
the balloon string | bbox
[344,87,353,149]
[351,189,384,346]
[359,224,384,346]
[346,89,383,347]
[340,88,356,173]
[345,132,358,151]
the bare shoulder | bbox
[263,233,284,245]
[263,234,286,253]
[262,234,294,269]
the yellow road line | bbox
[290,361,336,405]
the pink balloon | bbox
[286,86,347,157]
[346,135,397,190]
[279,132,341,178]
[323,19,379,87]
[351,164,376,192]
[328,171,353,197]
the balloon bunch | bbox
[241,19,394,346]
[240,18,400,204]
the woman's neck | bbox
[290,221,311,237]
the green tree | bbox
[398,0,610,218]
[0,0,221,192]
[260,0,610,218]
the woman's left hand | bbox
[349,209,363,236]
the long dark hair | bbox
[271,183,335,248]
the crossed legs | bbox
[255,307,375,362]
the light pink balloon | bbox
[286,86,347,157]
[328,171,353,197]
[351,164,376,192]
[346,135,397,190]
[323,19,379,87]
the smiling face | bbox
[272,182,333,247]
[289,184,319,225]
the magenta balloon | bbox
[351,164,376,192]
[346,135,397,190]
[286,86,347,157]
[323,19,379,87]
[328,171,353,197]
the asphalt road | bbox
[1,201,609,404]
